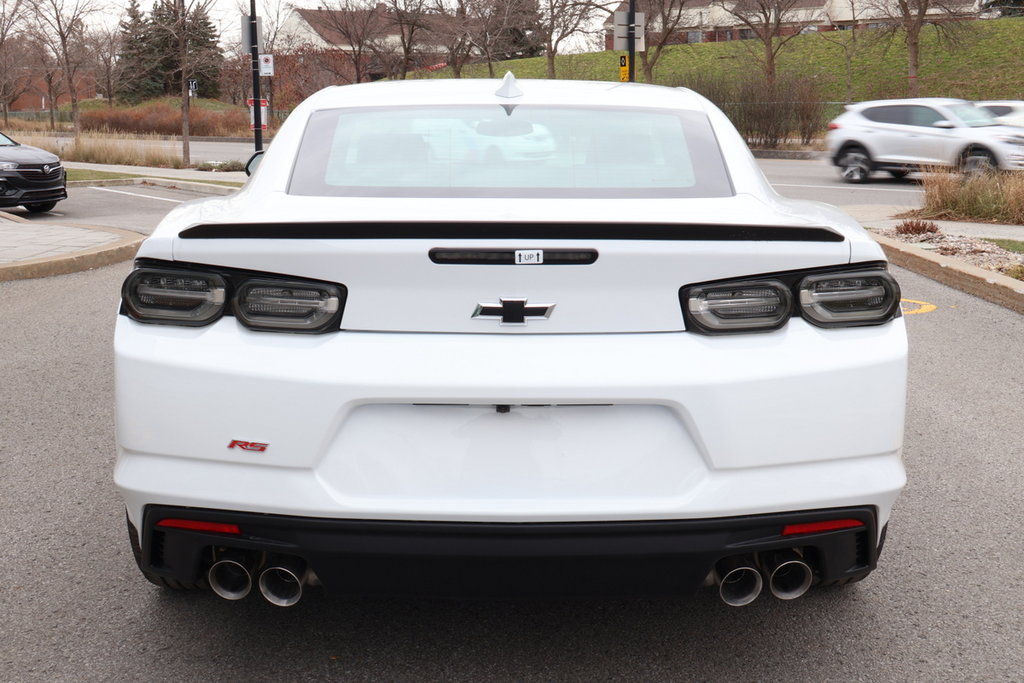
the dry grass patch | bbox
[18,133,185,168]
[916,170,1024,225]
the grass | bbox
[16,133,186,168]
[412,17,1024,102]
[915,170,1024,225]
[984,238,1024,253]
[65,169,139,181]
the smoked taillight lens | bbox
[798,270,901,327]
[122,268,226,325]
[684,280,792,333]
[233,279,342,332]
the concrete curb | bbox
[873,233,1024,315]
[0,223,144,282]
[67,177,240,196]
[751,149,826,160]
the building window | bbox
[687,30,702,43]
[739,28,755,40]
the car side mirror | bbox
[245,151,264,176]
[932,120,955,129]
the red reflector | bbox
[782,519,864,536]
[156,518,241,534]
[827,122,840,130]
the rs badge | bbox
[228,440,268,452]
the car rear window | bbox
[288,105,734,198]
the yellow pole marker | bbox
[900,298,937,315]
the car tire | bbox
[127,515,204,591]
[24,201,58,213]
[887,170,909,179]
[837,148,872,183]
[961,148,997,175]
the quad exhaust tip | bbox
[208,552,256,601]
[762,550,814,601]
[258,556,307,607]
[715,555,763,607]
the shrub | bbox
[919,169,1024,225]
[895,219,940,235]
[1004,264,1024,280]
[80,101,250,137]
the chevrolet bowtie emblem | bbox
[472,298,555,325]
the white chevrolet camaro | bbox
[114,75,907,608]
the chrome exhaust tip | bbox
[208,552,255,601]
[258,556,307,607]
[762,550,814,600]
[715,555,763,607]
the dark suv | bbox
[0,132,67,213]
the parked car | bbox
[826,97,1024,182]
[115,76,907,608]
[0,131,67,212]
[975,100,1024,128]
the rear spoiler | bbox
[179,222,845,242]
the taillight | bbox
[121,261,346,333]
[234,279,342,332]
[684,280,792,333]
[798,269,900,327]
[122,268,226,325]
[827,123,840,130]
[681,265,901,334]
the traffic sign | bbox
[247,98,269,130]
[259,54,274,77]
[619,56,629,82]
[613,11,645,51]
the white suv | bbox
[826,97,1024,182]
[115,77,907,608]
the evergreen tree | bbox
[116,0,161,103]
[148,0,223,99]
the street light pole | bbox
[627,0,636,82]
[249,0,262,151]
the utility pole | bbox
[249,0,262,151]
[627,0,636,82]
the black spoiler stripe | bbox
[178,222,845,242]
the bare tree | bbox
[465,0,522,77]
[86,18,123,107]
[535,0,596,78]
[864,0,972,97]
[28,0,97,140]
[0,0,33,125]
[302,1,389,85]
[381,0,430,79]
[427,0,475,77]
[30,37,66,129]
[711,0,823,84]
[636,0,693,82]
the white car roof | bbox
[299,75,710,112]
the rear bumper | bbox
[138,504,882,597]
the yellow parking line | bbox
[901,298,937,315]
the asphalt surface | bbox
[1,260,1023,681]
[2,183,209,234]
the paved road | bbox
[1,263,1022,681]
[2,184,211,234]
